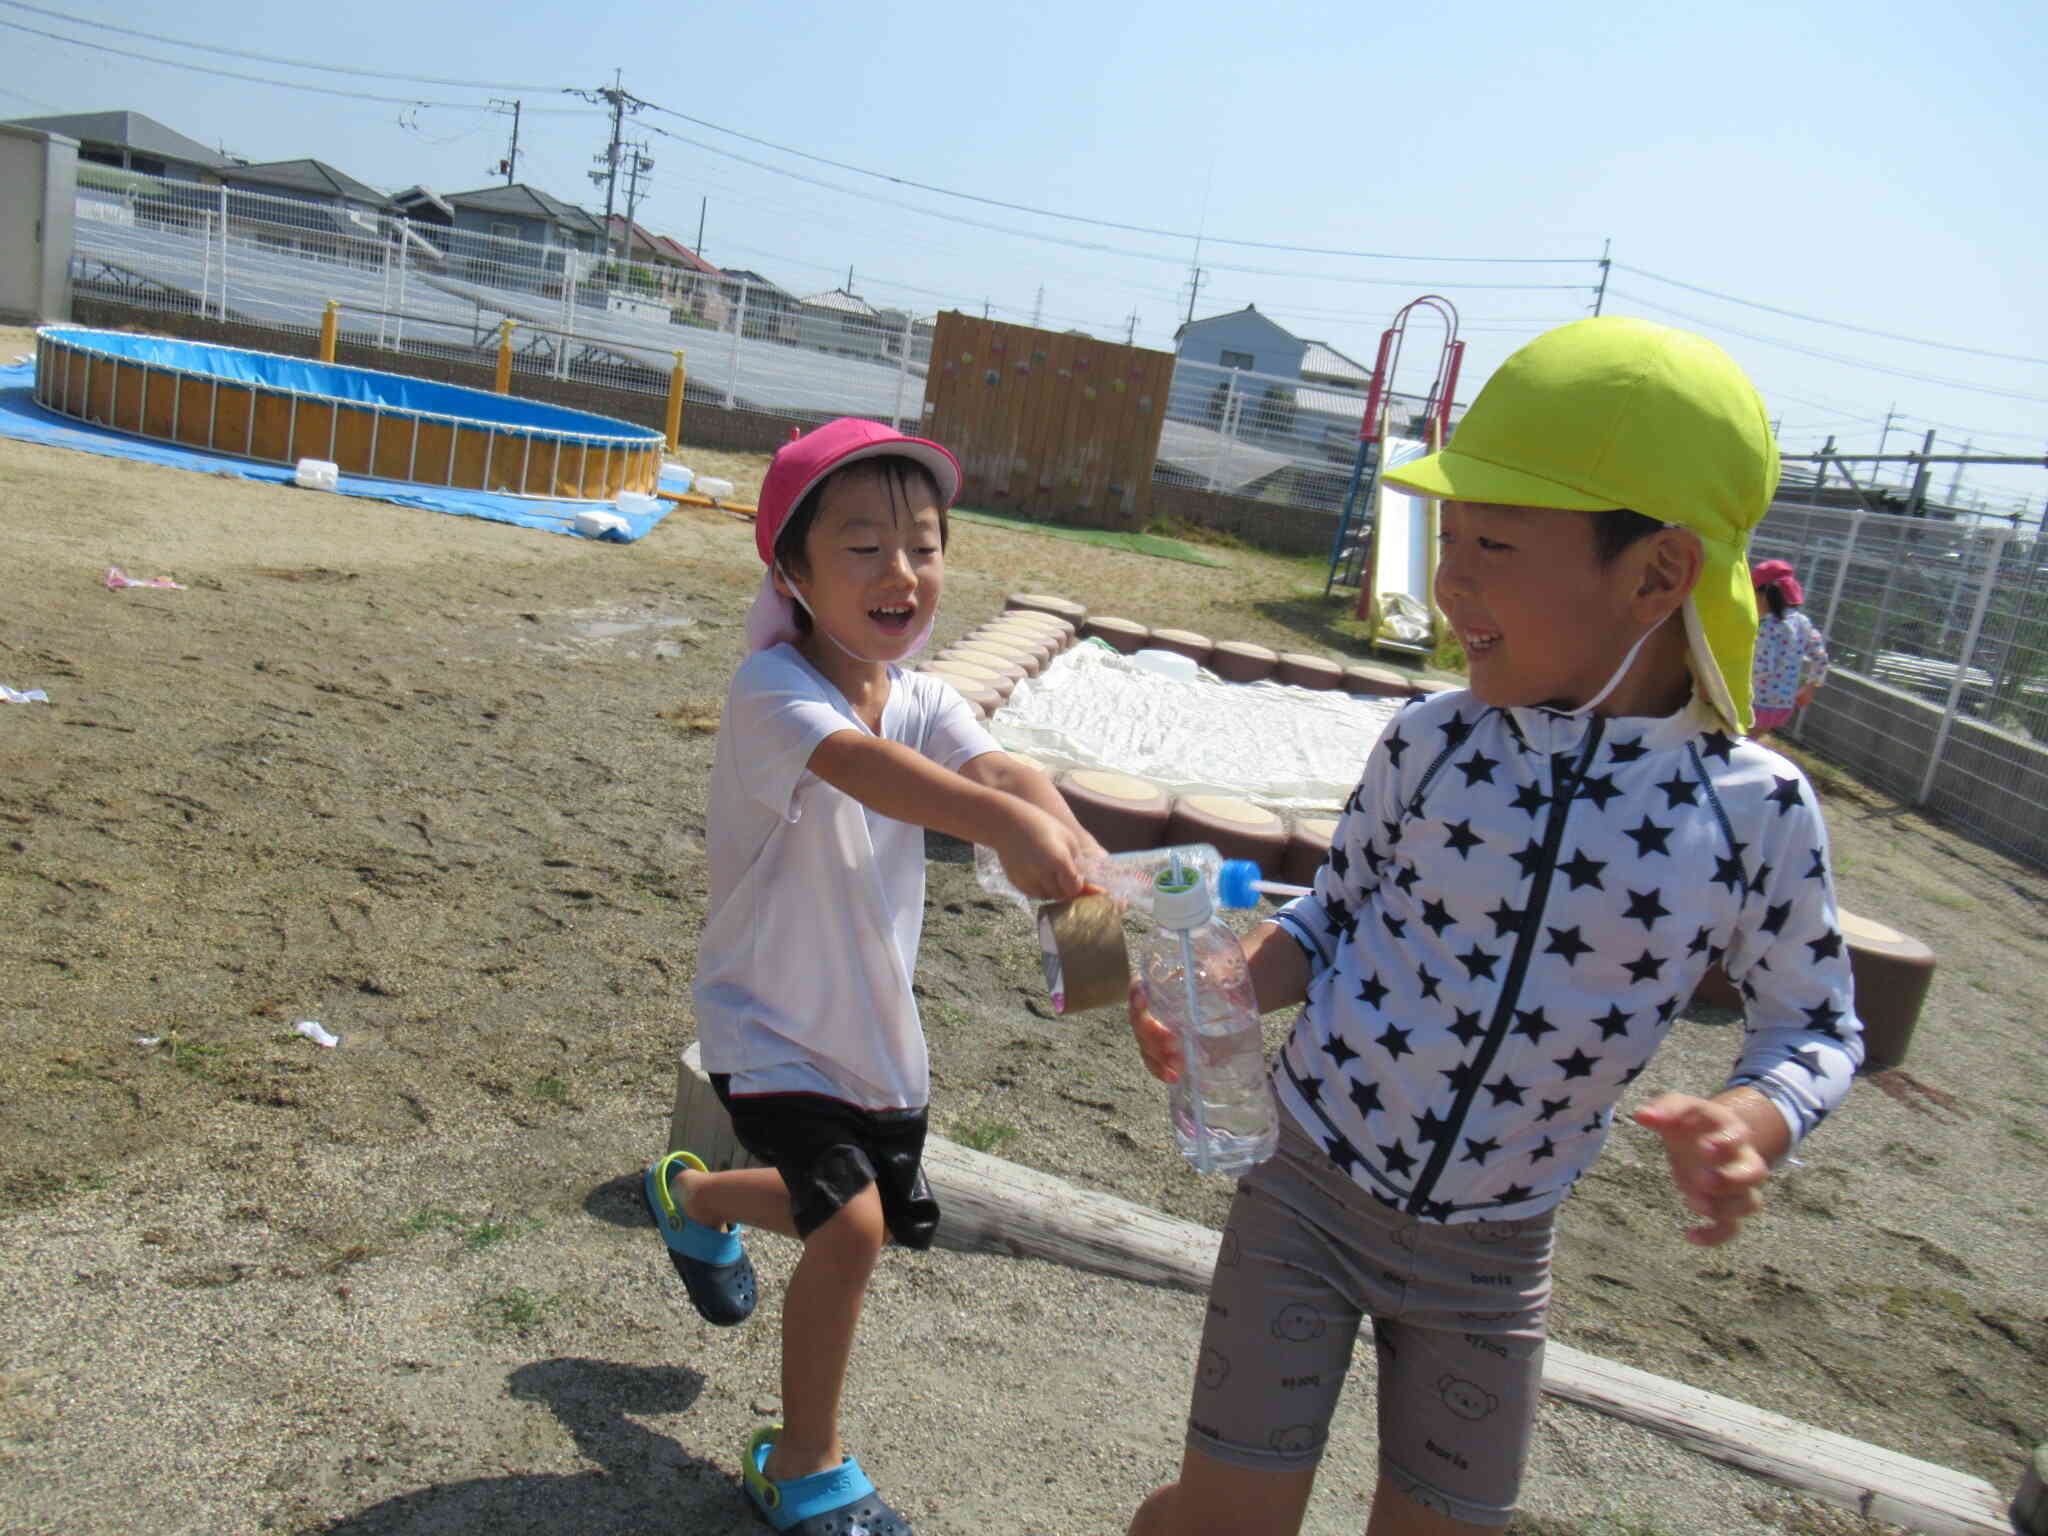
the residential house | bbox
[2,109,225,184]
[715,268,800,344]
[1169,304,1309,434]
[426,184,606,294]
[218,158,393,265]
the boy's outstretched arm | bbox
[807,731,1092,901]
[1632,1086,1789,1247]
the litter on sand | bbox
[2,685,50,703]
[294,1020,340,1048]
[105,566,186,591]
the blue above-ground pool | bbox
[33,325,666,501]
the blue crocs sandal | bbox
[644,1149,757,1327]
[742,1425,914,1536]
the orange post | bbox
[494,319,514,394]
[318,300,339,363]
[665,350,687,450]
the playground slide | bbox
[1370,437,1436,651]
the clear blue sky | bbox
[4,0,2042,520]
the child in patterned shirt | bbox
[1750,557,1829,739]
[1126,318,1863,1536]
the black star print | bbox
[1591,1004,1632,1041]
[1496,1182,1535,1204]
[1750,861,1774,895]
[1461,1136,1500,1167]
[1712,852,1748,894]
[1806,930,1843,962]
[1556,1048,1599,1080]
[1509,839,1547,881]
[1346,784,1367,816]
[1416,966,1442,1001]
[1508,781,1550,817]
[1376,1022,1414,1059]
[1656,996,1681,1024]
[1380,1138,1417,1176]
[1617,1063,1645,1087]
[1323,1034,1360,1068]
[1349,1077,1384,1118]
[1329,844,1350,879]
[1583,1113,1605,1134]
[1545,925,1594,964]
[1457,749,1501,786]
[1759,900,1792,936]
[1298,1075,1324,1106]
[1357,972,1390,1008]
[1448,1008,1486,1048]
[1657,771,1700,809]
[1801,999,1847,1039]
[1535,1096,1571,1124]
[1486,900,1526,938]
[1528,1136,1558,1163]
[1485,1073,1526,1106]
[1511,1007,1556,1043]
[1607,736,1648,764]
[1392,863,1422,894]
[1790,1046,1827,1079]
[1440,714,1473,749]
[1557,850,1607,891]
[1325,1134,1362,1174]
[1700,730,1736,763]
[1420,898,1455,936]
[1361,842,1385,877]
[1442,1059,1483,1096]
[1323,898,1352,936]
[1767,775,1805,814]
[1577,772,1621,810]
[1419,1198,1455,1221]
[1416,1107,1454,1147]
[1456,944,1500,980]
[1806,849,1827,881]
[1622,889,1670,931]
[1382,728,1409,767]
[1382,818,1404,848]
[1622,949,1666,984]
[1687,924,1715,956]
[1623,815,1672,857]
[1382,910,1408,940]
[1442,819,1484,858]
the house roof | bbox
[1,109,227,169]
[801,288,881,317]
[1173,302,1300,348]
[391,185,454,220]
[718,268,795,301]
[1300,339,1372,385]
[652,234,720,274]
[223,158,388,206]
[443,183,589,227]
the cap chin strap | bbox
[779,564,935,666]
[1554,611,1668,719]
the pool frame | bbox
[32,326,665,501]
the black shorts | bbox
[710,1076,940,1250]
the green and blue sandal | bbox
[742,1426,914,1535]
[644,1149,757,1327]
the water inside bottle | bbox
[1168,997,1278,1174]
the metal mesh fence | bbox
[1756,499,2047,866]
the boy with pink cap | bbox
[1126,318,1863,1535]
[1749,557,1829,740]
[646,417,1101,1534]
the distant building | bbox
[412,184,606,293]
[218,158,393,264]
[715,269,800,343]
[1172,304,1306,377]
[1,109,226,183]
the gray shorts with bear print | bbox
[1184,1112,1554,1526]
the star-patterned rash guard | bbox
[1269,689,1863,1225]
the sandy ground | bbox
[0,322,2043,1536]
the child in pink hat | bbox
[646,417,1103,1534]
[1750,558,1829,740]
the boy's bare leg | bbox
[673,1164,800,1239]
[1127,1445,1316,1536]
[765,1183,887,1483]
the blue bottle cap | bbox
[1217,859,1263,909]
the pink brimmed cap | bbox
[1751,558,1804,607]
[754,417,961,566]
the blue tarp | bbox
[37,326,666,442]
[0,360,681,543]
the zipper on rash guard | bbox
[1406,716,1606,1215]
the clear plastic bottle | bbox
[1134,867,1280,1177]
[974,841,1264,917]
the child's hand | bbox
[1632,1093,1771,1246]
[1128,976,1181,1083]
[993,805,1096,903]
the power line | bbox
[0,16,592,112]
[0,0,564,93]
[1616,261,2047,366]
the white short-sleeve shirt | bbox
[691,645,999,1109]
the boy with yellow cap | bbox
[1126,317,1863,1536]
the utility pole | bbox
[1125,310,1138,345]
[846,264,855,294]
[620,139,655,257]
[1592,237,1611,315]
[1183,235,1206,327]
[571,70,641,259]
[490,98,522,185]
[1876,403,1899,489]
[694,195,706,257]
[1031,285,1043,328]
[1945,440,1971,505]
